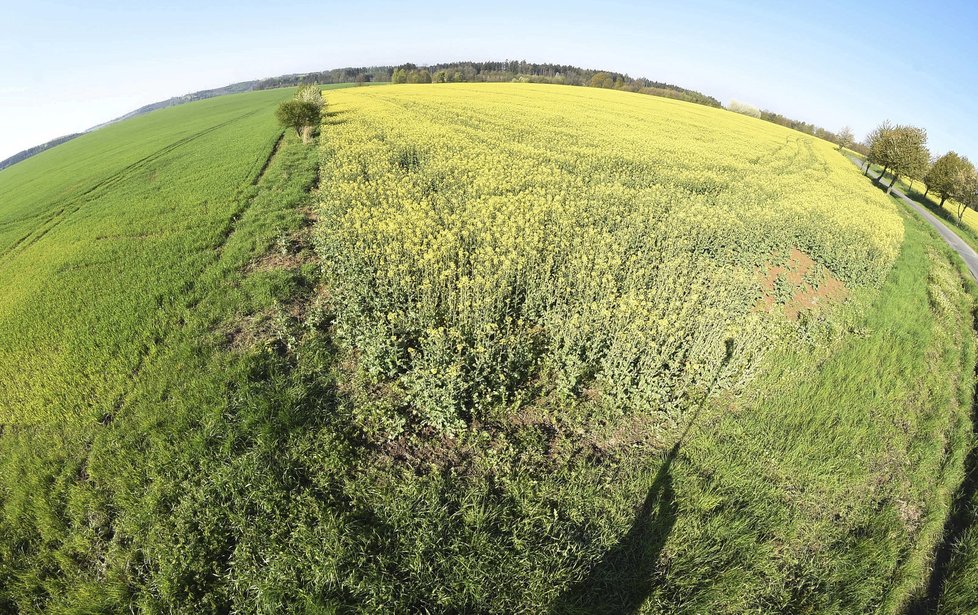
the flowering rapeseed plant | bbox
[315,83,903,441]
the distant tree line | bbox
[0,134,83,172]
[726,99,855,149]
[255,61,723,108]
[9,57,973,207]
[758,110,848,145]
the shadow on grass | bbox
[902,188,974,234]
[905,441,978,614]
[553,340,733,614]
[864,167,902,197]
[552,444,679,615]
[905,307,978,614]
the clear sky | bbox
[2,0,976,162]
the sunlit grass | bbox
[0,83,974,613]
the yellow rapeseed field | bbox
[316,83,903,441]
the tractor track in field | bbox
[100,129,286,424]
[251,131,285,186]
[1,125,292,436]
[0,110,262,265]
[214,131,285,257]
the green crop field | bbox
[0,82,976,613]
[0,88,289,423]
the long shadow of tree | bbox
[553,442,680,614]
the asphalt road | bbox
[846,155,978,281]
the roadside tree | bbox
[866,121,895,177]
[869,124,928,194]
[925,152,975,214]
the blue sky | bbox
[1,0,976,161]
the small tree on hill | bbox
[837,126,855,152]
[275,86,324,144]
[276,100,320,142]
[728,100,761,118]
[295,85,325,109]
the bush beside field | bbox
[0,83,975,612]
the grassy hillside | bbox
[0,82,975,612]
[0,89,288,423]
[0,86,328,609]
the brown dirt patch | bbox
[380,429,474,473]
[247,248,316,273]
[757,248,848,320]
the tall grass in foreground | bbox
[940,500,978,612]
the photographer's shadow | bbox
[553,442,679,614]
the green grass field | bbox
[0,88,288,423]
[0,83,976,612]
